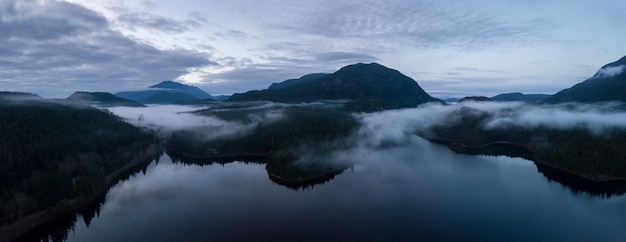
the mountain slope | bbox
[545,55,626,103]
[66,92,145,107]
[228,63,440,111]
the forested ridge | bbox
[427,107,626,180]
[0,101,156,231]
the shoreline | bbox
[0,143,163,242]
[427,137,626,183]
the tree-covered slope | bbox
[0,101,156,227]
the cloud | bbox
[479,102,626,134]
[0,0,214,97]
[355,102,626,148]
[594,65,625,78]
[107,103,286,140]
[261,0,543,51]
[115,11,201,33]
[315,52,379,63]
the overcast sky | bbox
[2,0,626,98]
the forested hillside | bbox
[0,101,156,228]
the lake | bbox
[27,137,626,241]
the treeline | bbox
[167,106,358,180]
[0,101,156,227]
[427,107,626,180]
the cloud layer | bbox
[0,0,214,97]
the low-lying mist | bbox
[357,101,626,144]
[108,104,283,140]
[107,101,349,141]
[108,100,626,169]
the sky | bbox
[1,0,626,98]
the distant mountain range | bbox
[229,63,441,111]
[491,93,550,102]
[545,55,626,103]
[115,81,218,104]
[66,92,145,107]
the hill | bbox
[149,81,213,99]
[0,92,42,102]
[545,55,626,103]
[116,81,214,104]
[491,92,550,102]
[228,63,440,111]
[66,91,145,107]
[459,96,492,102]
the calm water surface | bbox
[60,138,625,241]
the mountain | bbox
[545,55,626,103]
[491,92,550,102]
[115,81,214,104]
[228,63,440,111]
[66,92,145,107]
[148,81,213,99]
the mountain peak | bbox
[229,62,440,111]
[116,81,214,104]
[338,62,387,71]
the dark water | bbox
[37,138,626,241]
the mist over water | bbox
[57,102,626,241]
